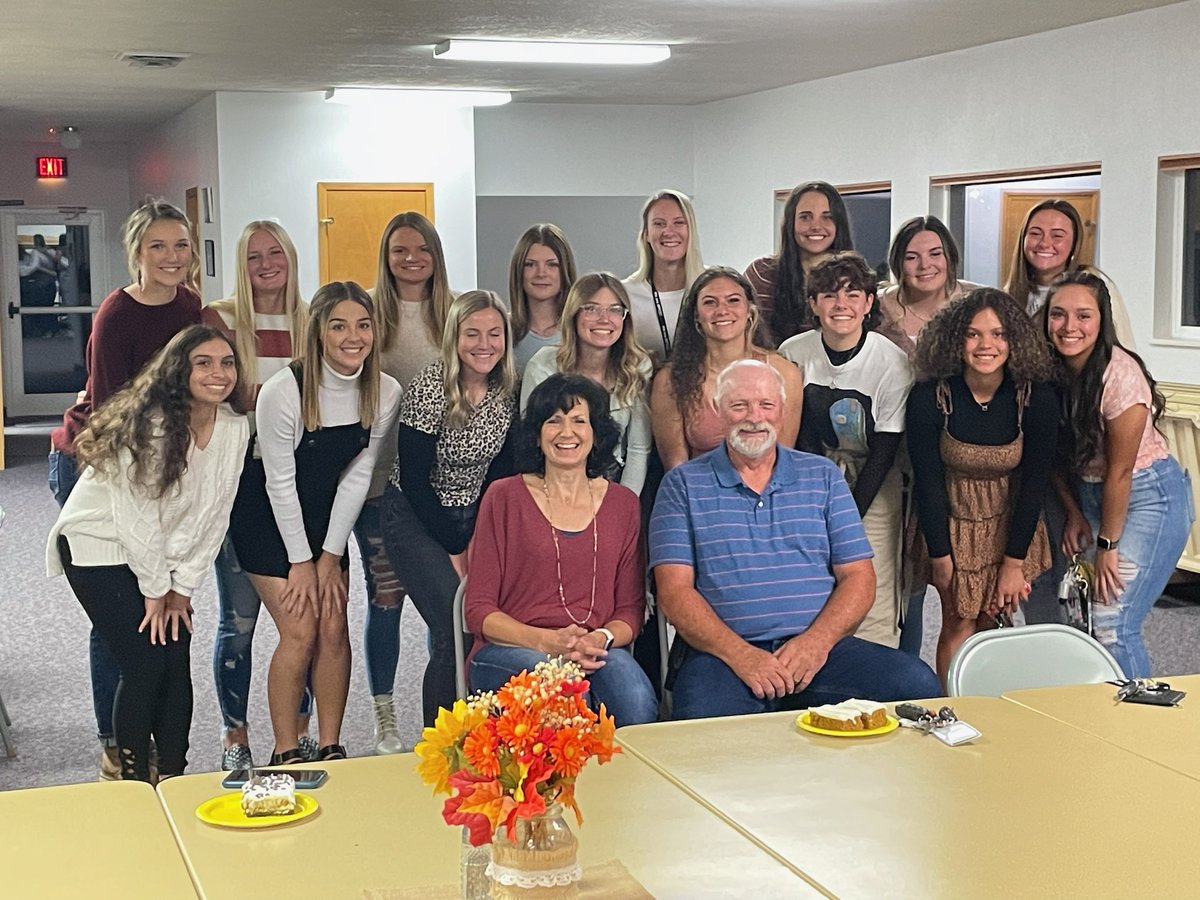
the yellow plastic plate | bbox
[796,712,900,738]
[195,792,319,829]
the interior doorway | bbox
[317,183,434,288]
[1,208,108,420]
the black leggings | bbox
[59,536,192,780]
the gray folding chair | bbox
[452,577,469,700]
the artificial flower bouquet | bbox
[416,657,621,845]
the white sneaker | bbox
[372,694,404,755]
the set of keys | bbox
[895,703,982,745]
[895,703,957,734]
[1111,679,1187,706]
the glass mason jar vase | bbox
[486,803,582,898]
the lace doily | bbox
[485,860,583,888]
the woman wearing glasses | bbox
[521,273,652,495]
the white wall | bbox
[214,91,477,299]
[128,95,222,299]
[0,140,131,293]
[691,1,1200,382]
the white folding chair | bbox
[451,577,469,700]
[947,623,1125,697]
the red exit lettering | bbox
[37,157,67,178]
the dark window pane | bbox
[1183,169,1200,327]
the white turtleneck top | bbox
[256,360,401,564]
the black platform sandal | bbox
[269,747,306,766]
[318,743,347,761]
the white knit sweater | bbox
[46,404,249,598]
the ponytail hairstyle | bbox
[122,198,201,293]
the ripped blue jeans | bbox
[211,536,312,730]
[1077,457,1194,678]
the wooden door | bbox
[317,183,434,288]
[999,190,1099,287]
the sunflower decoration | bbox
[415,657,621,845]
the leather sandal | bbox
[269,747,306,766]
[318,743,347,761]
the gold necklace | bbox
[542,476,598,627]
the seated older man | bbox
[650,359,940,719]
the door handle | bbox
[320,217,334,225]
[7,302,17,320]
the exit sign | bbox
[37,157,67,178]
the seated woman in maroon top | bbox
[465,373,659,725]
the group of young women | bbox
[45,181,1193,782]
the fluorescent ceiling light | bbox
[434,39,670,66]
[324,88,511,107]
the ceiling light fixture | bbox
[434,39,670,66]
[324,88,511,108]
[50,126,83,150]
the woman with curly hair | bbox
[48,325,249,780]
[466,373,658,726]
[908,288,1058,682]
[508,223,578,372]
[381,291,518,726]
[650,266,802,470]
[744,181,854,346]
[229,282,401,764]
[1045,272,1193,677]
[521,272,652,494]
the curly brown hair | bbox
[912,287,1055,384]
[668,266,764,415]
[74,325,244,498]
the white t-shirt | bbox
[778,330,913,459]
[622,277,685,367]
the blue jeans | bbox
[671,635,942,720]
[51,449,120,742]
[471,644,659,727]
[356,495,407,696]
[212,536,312,731]
[1077,457,1194,678]
[380,484,464,726]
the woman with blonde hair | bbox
[229,282,401,764]
[360,211,456,753]
[381,290,519,726]
[508,223,578,372]
[48,325,249,780]
[48,197,202,779]
[521,272,652,494]
[203,220,311,770]
[623,189,705,367]
[651,266,802,470]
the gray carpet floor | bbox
[2,448,1197,791]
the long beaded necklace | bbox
[542,475,598,626]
